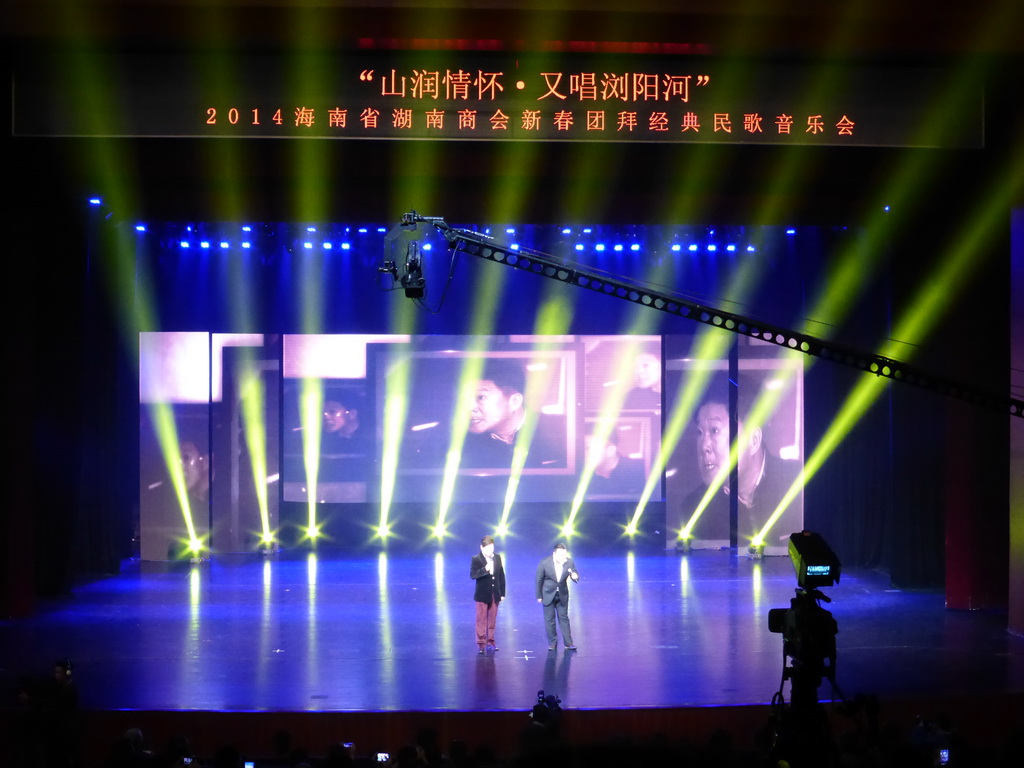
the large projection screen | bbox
[139,330,803,557]
[281,334,664,506]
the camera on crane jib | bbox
[768,531,841,685]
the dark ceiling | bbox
[4,1,1023,57]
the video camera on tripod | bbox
[768,531,841,705]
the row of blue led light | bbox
[163,235,764,253]
[119,212,798,254]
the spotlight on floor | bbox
[259,534,278,555]
[187,538,206,563]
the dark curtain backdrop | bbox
[73,226,138,580]
[803,362,895,574]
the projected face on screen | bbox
[695,400,764,505]
[695,401,732,486]
[179,441,209,499]
[323,400,359,437]
[665,336,805,554]
[279,334,663,505]
[138,332,280,560]
[468,366,525,441]
[633,353,661,390]
[395,348,571,477]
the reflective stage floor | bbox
[4,547,1023,716]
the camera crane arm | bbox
[397,211,1022,419]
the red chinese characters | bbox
[207,101,856,141]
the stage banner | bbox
[13,51,982,148]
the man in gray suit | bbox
[535,542,580,651]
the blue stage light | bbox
[423,243,433,251]
[786,228,796,235]
[596,244,606,251]
[630,244,640,251]
[242,242,251,249]
[613,244,623,252]
[707,244,717,252]
[561,228,571,234]
[746,245,756,252]
[220,241,229,249]
[341,242,351,250]
[323,242,333,249]
[358,228,368,233]
[726,244,736,252]
[88,198,102,206]
[671,244,682,252]
[180,241,190,249]
[377,227,387,233]
[135,224,146,232]
[303,242,313,249]
[511,243,520,250]
[242,225,252,232]
[583,227,592,233]
[575,244,585,251]
[200,241,210,249]
[506,227,516,234]
[688,244,698,252]
[307,226,317,233]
